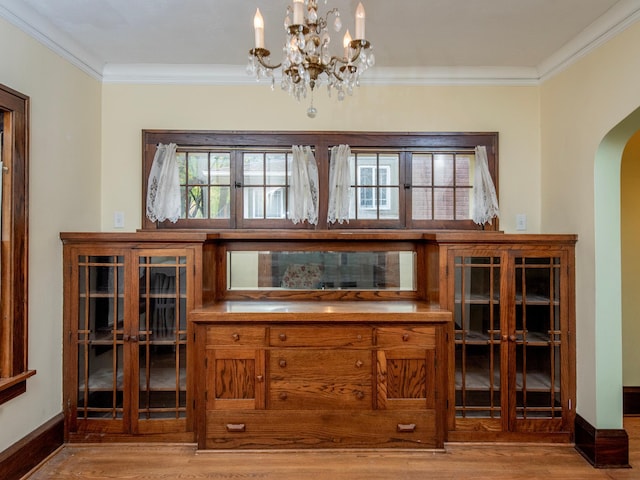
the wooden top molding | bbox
[190,300,451,323]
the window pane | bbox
[380,187,399,219]
[210,153,230,185]
[412,154,432,186]
[456,154,472,187]
[434,187,454,220]
[187,152,209,185]
[187,186,209,219]
[209,186,230,219]
[433,154,454,186]
[380,155,399,184]
[176,152,187,184]
[266,153,287,186]
[244,187,264,219]
[243,153,264,186]
[413,188,433,220]
[266,187,285,218]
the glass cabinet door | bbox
[512,255,564,427]
[134,250,191,429]
[452,253,503,423]
[75,254,127,427]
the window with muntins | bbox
[142,131,498,231]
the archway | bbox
[594,106,640,428]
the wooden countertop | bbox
[190,300,451,323]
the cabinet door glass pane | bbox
[137,255,188,420]
[77,255,125,419]
[514,256,562,419]
[454,255,501,418]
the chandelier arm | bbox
[250,48,282,70]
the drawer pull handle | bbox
[231,333,240,342]
[397,423,416,433]
[279,333,287,341]
[279,359,287,368]
[402,333,410,342]
[226,423,246,433]
[279,392,288,400]
[256,375,264,382]
[355,360,364,368]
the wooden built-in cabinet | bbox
[61,232,207,441]
[193,302,450,449]
[428,233,577,442]
[61,230,576,447]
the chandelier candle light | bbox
[248,0,374,118]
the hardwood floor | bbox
[24,418,640,480]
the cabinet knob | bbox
[231,333,240,342]
[279,392,288,400]
[256,375,264,382]
[501,334,517,342]
[355,360,364,368]
[279,333,287,341]
[402,333,410,342]
[356,391,365,400]
[279,359,287,368]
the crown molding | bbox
[1,0,639,86]
[0,0,103,80]
[101,63,540,86]
[537,0,640,81]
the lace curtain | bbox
[327,144,351,224]
[146,143,181,223]
[472,145,500,225]
[290,145,319,225]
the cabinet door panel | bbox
[207,348,265,410]
[133,251,192,429]
[449,252,504,422]
[512,255,564,425]
[72,253,128,432]
[377,348,435,410]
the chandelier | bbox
[248,0,374,118]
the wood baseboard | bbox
[574,414,630,468]
[0,413,64,480]
[623,386,640,415]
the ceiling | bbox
[0,0,639,84]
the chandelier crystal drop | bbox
[248,0,374,118]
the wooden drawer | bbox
[376,326,436,348]
[206,326,266,346]
[269,325,372,347]
[204,409,440,449]
[269,349,372,409]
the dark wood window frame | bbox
[142,130,499,231]
[0,84,33,405]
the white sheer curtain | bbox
[146,143,181,223]
[472,145,500,225]
[327,144,351,224]
[290,145,319,225]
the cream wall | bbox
[621,130,640,386]
[541,20,640,428]
[100,84,540,233]
[0,18,102,452]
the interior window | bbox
[142,131,498,231]
[0,84,33,405]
